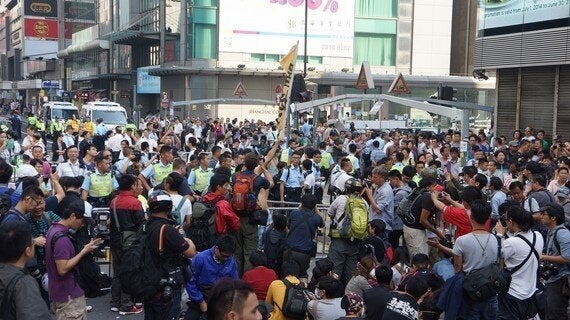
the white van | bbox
[42,102,78,130]
[81,101,128,130]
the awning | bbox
[148,66,285,77]
[105,30,179,46]
[72,73,131,82]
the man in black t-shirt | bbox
[382,278,429,320]
[402,176,443,257]
[144,191,196,320]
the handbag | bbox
[112,204,137,251]
[463,234,509,302]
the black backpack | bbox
[397,188,426,225]
[0,188,15,222]
[263,228,287,275]
[119,222,166,301]
[281,278,308,319]
[50,231,111,298]
[189,198,220,251]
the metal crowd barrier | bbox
[267,200,331,256]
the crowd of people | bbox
[0,111,569,320]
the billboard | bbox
[137,66,161,94]
[219,0,354,58]
[24,39,58,59]
[478,0,570,35]
[64,1,96,21]
[24,0,57,18]
[24,18,58,40]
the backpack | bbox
[119,222,167,301]
[231,172,257,214]
[50,231,111,298]
[397,188,426,225]
[281,278,309,319]
[0,188,15,222]
[171,198,186,225]
[189,199,220,252]
[263,228,287,274]
[0,268,24,320]
[334,195,368,240]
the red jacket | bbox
[202,192,240,234]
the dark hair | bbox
[311,258,334,284]
[474,173,488,190]
[300,194,317,210]
[462,166,477,178]
[216,235,237,254]
[301,159,312,171]
[402,165,417,178]
[544,204,566,225]
[59,176,83,190]
[374,265,393,285]
[368,219,386,236]
[391,246,410,267]
[470,200,491,225]
[532,174,547,188]
[489,176,503,191]
[0,158,13,183]
[206,278,255,320]
[419,176,436,189]
[272,213,287,231]
[461,186,482,206]
[282,261,300,277]
[21,186,44,201]
[118,174,138,191]
[509,180,524,191]
[317,275,344,299]
[249,251,267,267]
[388,169,402,180]
[244,152,258,171]
[21,177,40,190]
[159,145,172,155]
[210,174,230,192]
[406,277,429,300]
[56,196,85,219]
[411,253,429,268]
[164,172,184,191]
[94,153,107,165]
[0,221,32,263]
[506,205,533,232]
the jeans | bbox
[235,218,259,277]
[498,293,528,320]
[464,295,498,320]
[328,238,361,285]
[545,277,570,320]
[144,286,182,320]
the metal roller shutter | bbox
[520,67,556,136]
[496,68,518,138]
[557,66,570,140]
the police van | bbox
[42,102,78,133]
[80,101,127,131]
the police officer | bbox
[81,153,118,208]
[280,152,304,203]
[50,116,64,137]
[138,145,174,192]
[187,152,213,196]
[93,118,107,151]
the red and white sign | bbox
[24,18,58,40]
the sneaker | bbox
[110,307,120,312]
[86,306,93,312]
[119,305,143,315]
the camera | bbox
[159,278,177,302]
[132,151,142,162]
[539,262,559,280]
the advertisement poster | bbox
[137,66,161,94]
[479,0,570,31]
[24,18,58,40]
[219,0,354,58]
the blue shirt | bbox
[95,123,107,135]
[185,247,238,303]
[433,259,455,282]
[280,166,304,188]
[286,208,323,253]
[370,182,394,230]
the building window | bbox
[354,33,396,66]
[297,55,323,64]
[355,0,398,18]
[193,24,217,59]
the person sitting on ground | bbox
[242,251,278,301]
[307,275,345,320]
[307,258,336,293]
[336,292,365,320]
[362,265,393,320]
[345,255,378,297]
[265,261,304,320]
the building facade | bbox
[475,0,570,139]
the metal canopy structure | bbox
[291,94,494,138]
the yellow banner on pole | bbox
[276,43,298,141]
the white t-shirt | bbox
[303,172,316,192]
[502,230,544,299]
[170,194,192,226]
